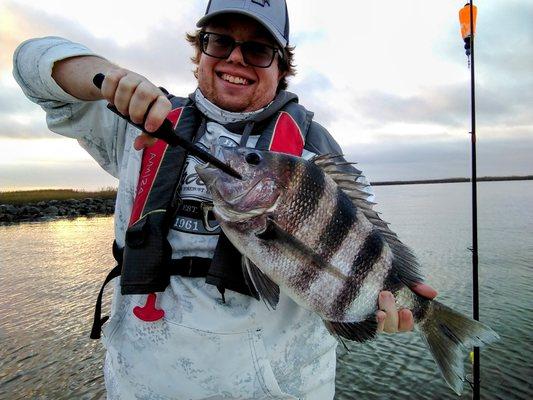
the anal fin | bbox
[324,315,378,343]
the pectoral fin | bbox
[241,256,279,310]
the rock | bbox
[36,201,47,207]
[42,205,59,216]
[0,204,18,214]
[1,213,14,223]
[23,206,41,215]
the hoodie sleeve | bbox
[12,36,129,178]
[304,120,375,200]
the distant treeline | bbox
[371,175,533,186]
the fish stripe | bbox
[271,160,327,294]
[287,161,326,230]
[289,188,358,294]
[316,188,358,261]
[332,230,385,320]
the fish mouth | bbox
[196,162,262,205]
[223,177,264,206]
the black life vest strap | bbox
[90,238,215,339]
[90,263,122,339]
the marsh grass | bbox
[0,188,117,205]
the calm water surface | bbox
[1,181,532,399]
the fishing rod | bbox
[469,1,480,396]
[459,2,480,398]
[467,2,480,398]
[92,73,242,180]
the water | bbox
[1,181,532,399]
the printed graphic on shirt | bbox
[171,131,240,235]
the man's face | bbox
[197,15,284,112]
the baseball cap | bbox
[197,0,290,48]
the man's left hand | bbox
[376,284,438,333]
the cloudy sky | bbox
[0,0,531,190]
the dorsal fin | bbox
[312,154,423,287]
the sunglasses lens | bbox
[203,33,234,58]
[241,42,274,67]
[201,33,276,68]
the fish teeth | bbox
[221,73,249,85]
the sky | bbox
[0,0,531,190]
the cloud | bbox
[343,134,533,182]
[2,2,199,86]
[473,1,533,83]
[352,82,533,130]
[0,161,118,191]
[0,1,205,140]
[1,0,532,190]
[0,85,38,116]
[290,71,336,124]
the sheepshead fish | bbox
[196,146,499,394]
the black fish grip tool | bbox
[92,73,241,179]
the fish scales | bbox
[197,147,500,395]
[275,159,337,293]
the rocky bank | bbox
[0,197,115,224]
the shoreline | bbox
[0,197,115,224]
[370,175,533,186]
[1,175,531,224]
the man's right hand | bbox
[99,69,171,150]
[52,57,171,150]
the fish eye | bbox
[245,152,261,165]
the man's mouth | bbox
[217,72,254,86]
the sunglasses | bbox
[199,32,283,68]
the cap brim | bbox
[196,9,287,48]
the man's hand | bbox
[51,57,171,151]
[376,283,438,333]
[100,69,171,150]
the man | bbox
[13,0,436,398]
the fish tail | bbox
[416,297,500,395]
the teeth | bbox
[221,73,249,85]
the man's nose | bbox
[225,45,247,66]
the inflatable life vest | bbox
[90,94,313,339]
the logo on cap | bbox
[252,0,270,7]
